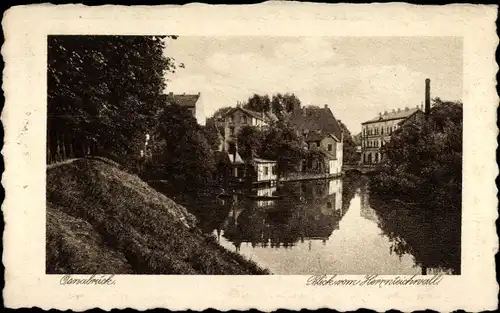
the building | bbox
[250,158,278,184]
[222,104,277,152]
[215,150,248,186]
[165,92,205,125]
[360,78,432,164]
[288,105,344,176]
[360,106,424,164]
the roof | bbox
[253,157,277,164]
[362,107,421,125]
[215,151,246,165]
[304,132,336,143]
[288,106,343,141]
[224,106,277,124]
[166,93,200,108]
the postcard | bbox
[2,2,498,311]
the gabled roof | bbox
[304,132,337,143]
[215,151,246,165]
[166,93,200,108]
[288,106,343,141]
[362,107,421,125]
[224,106,277,124]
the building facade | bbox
[361,106,424,164]
[222,105,276,152]
[289,105,344,177]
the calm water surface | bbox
[168,175,460,275]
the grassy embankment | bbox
[46,157,269,274]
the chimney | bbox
[384,111,388,115]
[425,78,431,115]
[397,108,401,113]
[405,106,409,111]
[392,109,396,113]
[324,104,328,109]
[169,92,173,96]
[378,112,382,119]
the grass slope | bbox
[46,158,269,274]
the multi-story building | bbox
[288,105,344,176]
[360,106,424,164]
[222,104,277,152]
[360,78,433,164]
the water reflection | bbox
[153,174,460,275]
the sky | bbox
[163,36,462,134]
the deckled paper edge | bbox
[1,2,499,311]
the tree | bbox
[47,35,177,166]
[203,118,222,151]
[237,126,265,160]
[271,93,301,120]
[244,94,271,112]
[373,99,463,209]
[152,104,216,191]
[338,121,358,164]
[211,106,233,121]
[259,121,305,176]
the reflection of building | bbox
[255,186,277,207]
[322,179,343,216]
[359,190,378,223]
[220,179,348,250]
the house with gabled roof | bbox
[221,103,277,153]
[288,105,344,177]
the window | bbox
[328,144,333,151]
[263,166,269,176]
[242,115,247,124]
[230,115,234,123]
[381,127,384,135]
[272,165,277,175]
[229,126,235,136]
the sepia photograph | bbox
[2,3,497,311]
[46,35,463,275]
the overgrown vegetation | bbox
[46,158,269,274]
[371,99,462,210]
[143,104,217,191]
[47,35,177,169]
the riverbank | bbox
[46,157,269,274]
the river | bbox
[157,174,461,275]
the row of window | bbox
[363,125,398,136]
[362,140,384,148]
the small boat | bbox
[245,195,282,200]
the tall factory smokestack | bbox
[425,78,431,115]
